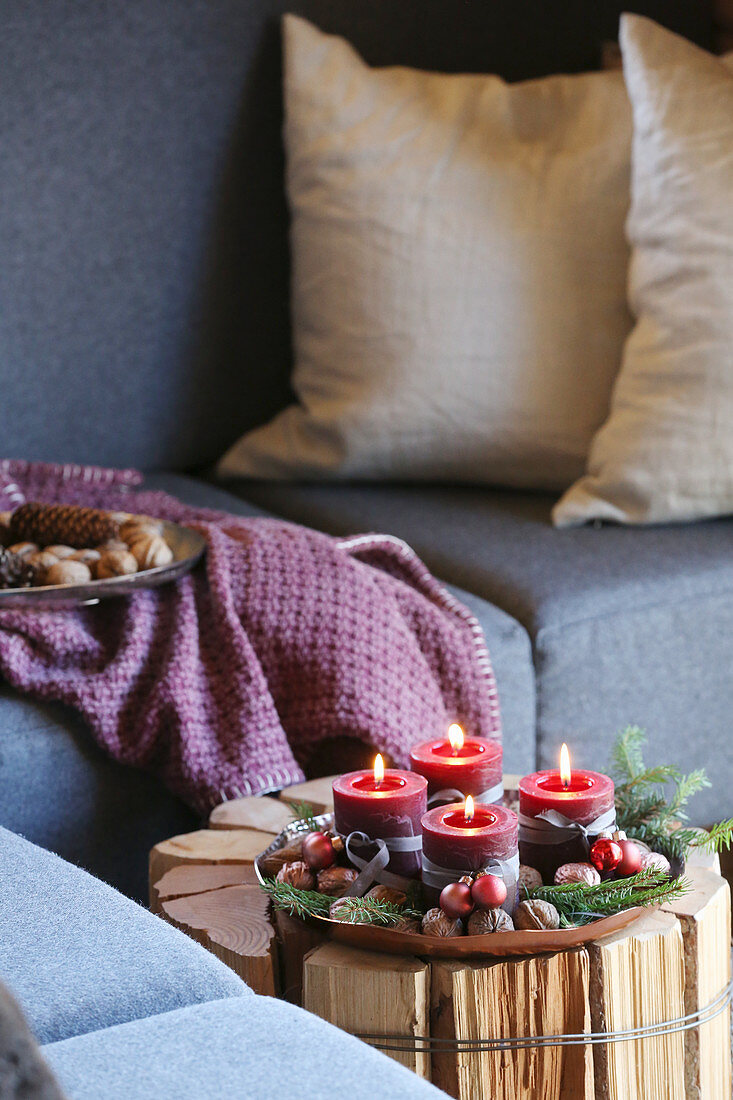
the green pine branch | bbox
[261,877,421,927]
[525,869,689,924]
[286,800,320,831]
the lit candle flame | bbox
[560,743,571,790]
[464,794,475,823]
[448,723,464,755]
[373,753,385,789]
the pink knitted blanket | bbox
[0,461,500,813]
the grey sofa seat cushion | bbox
[229,482,733,821]
[43,996,446,1100]
[0,827,250,1045]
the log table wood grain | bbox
[149,776,732,1100]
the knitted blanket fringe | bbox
[0,461,500,814]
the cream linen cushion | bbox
[554,17,733,526]
[219,15,633,489]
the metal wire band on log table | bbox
[355,981,732,1054]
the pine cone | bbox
[0,547,39,589]
[10,503,119,550]
[467,908,514,935]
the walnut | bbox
[107,512,133,526]
[120,516,164,543]
[467,907,514,935]
[394,916,421,934]
[8,542,39,558]
[128,533,174,570]
[45,560,93,586]
[518,865,543,892]
[365,885,407,907]
[317,866,358,897]
[99,539,131,554]
[258,838,304,877]
[421,908,463,937]
[70,548,102,565]
[328,897,365,923]
[641,852,671,876]
[554,862,601,887]
[276,861,315,891]
[95,550,138,579]
[44,545,76,560]
[514,899,560,931]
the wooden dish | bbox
[254,815,646,958]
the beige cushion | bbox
[554,17,733,526]
[219,15,633,490]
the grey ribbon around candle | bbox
[344,831,423,896]
[518,806,617,851]
[427,780,504,808]
[421,850,520,894]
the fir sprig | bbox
[285,800,320,831]
[525,869,689,925]
[261,877,422,927]
[609,727,732,858]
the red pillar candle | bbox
[333,758,427,878]
[410,724,503,805]
[421,798,519,911]
[518,744,616,883]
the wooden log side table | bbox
[149,776,731,1100]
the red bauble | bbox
[302,831,336,871]
[471,874,507,910]
[440,881,474,920]
[589,837,623,873]
[615,839,643,877]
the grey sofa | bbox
[0,826,444,1099]
[1,0,730,914]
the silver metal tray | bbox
[0,520,206,610]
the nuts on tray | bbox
[0,504,177,590]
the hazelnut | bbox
[467,908,514,935]
[317,867,358,897]
[95,550,138,579]
[365,885,407,907]
[421,908,463,937]
[518,865,544,892]
[45,560,93,586]
[70,548,102,565]
[128,533,174,570]
[554,862,601,887]
[259,838,304,877]
[44,545,76,560]
[27,550,61,572]
[276,861,316,891]
[9,542,38,558]
[514,899,560,931]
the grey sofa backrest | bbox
[0,0,713,472]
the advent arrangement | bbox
[260,727,732,946]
